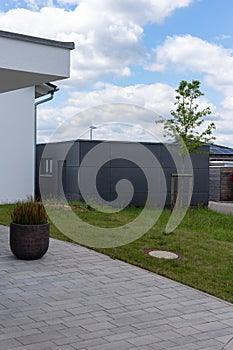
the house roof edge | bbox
[0,30,75,50]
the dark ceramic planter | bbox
[10,222,50,260]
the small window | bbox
[40,158,53,175]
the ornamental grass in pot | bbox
[10,198,50,260]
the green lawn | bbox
[1,203,233,303]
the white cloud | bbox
[0,5,143,87]
[4,1,229,145]
[67,82,175,115]
[37,81,220,144]
[213,109,233,147]
[38,105,167,144]
[0,1,193,88]
[57,0,79,4]
[75,0,193,26]
[21,0,55,10]
[147,34,233,135]
[216,34,232,41]
[23,0,38,10]
[148,34,233,90]
[37,82,175,142]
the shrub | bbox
[10,198,48,225]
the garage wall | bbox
[37,140,209,208]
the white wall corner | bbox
[0,87,35,203]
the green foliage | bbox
[164,80,216,155]
[10,198,48,225]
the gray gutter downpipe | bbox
[34,88,59,198]
[35,91,55,107]
[35,89,58,150]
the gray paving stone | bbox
[200,347,221,350]
[110,325,136,334]
[0,316,34,328]
[168,344,201,350]
[156,329,182,341]
[0,225,233,350]
[0,338,22,350]
[104,331,137,342]
[195,338,223,348]
[68,337,108,349]
[16,330,64,345]
[193,320,229,332]
[29,310,72,322]
[0,328,40,341]
[173,326,201,336]
[81,321,115,332]
[135,324,174,336]
[88,340,133,350]
[216,334,233,344]
[127,334,161,346]
[192,326,233,340]
[181,310,216,320]
[77,328,114,340]
[128,346,156,350]
[7,341,57,350]
[215,311,233,320]
[38,323,67,333]
[222,317,233,326]
[150,339,179,349]
[172,335,199,346]
[50,346,74,350]
[52,335,80,346]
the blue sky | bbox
[1,0,233,145]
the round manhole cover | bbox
[147,250,179,259]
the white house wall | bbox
[0,87,35,203]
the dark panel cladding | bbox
[36,140,209,207]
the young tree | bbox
[164,80,216,215]
[165,79,216,156]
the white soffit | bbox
[0,31,74,94]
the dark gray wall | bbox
[36,140,209,207]
[220,167,233,201]
[209,167,221,202]
[209,167,233,202]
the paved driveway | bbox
[0,225,233,350]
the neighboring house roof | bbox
[210,145,233,155]
[0,30,74,50]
